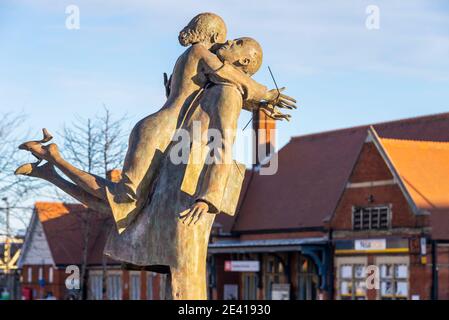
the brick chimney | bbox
[252,108,276,167]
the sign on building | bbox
[354,239,386,251]
[224,260,260,272]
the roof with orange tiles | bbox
[34,202,116,266]
[35,202,72,222]
[379,138,449,211]
[377,138,449,239]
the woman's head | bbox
[178,13,227,48]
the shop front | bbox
[333,237,428,300]
[208,238,331,300]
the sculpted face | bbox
[178,12,227,47]
[216,37,263,75]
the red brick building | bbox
[209,112,449,300]
[19,202,165,300]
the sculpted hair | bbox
[191,12,227,44]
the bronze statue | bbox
[16,12,296,299]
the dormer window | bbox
[353,206,390,230]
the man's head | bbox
[216,37,263,75]
[179,13,227,48]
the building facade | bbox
[208,112,449,300]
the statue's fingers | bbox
[179,209,190,219]
[276,101,293,109]
[181,213,190,224]
[259,106,268,113]
[274,116,284,121]
[260,109,269,116]
[279,99,297,109]
[268,111,280,120]
[279,96,297,104]
[261,108,277,119]
[181,209,193,224]
[271,87,285,101]
[278,100,297,110]
[193,211,204,225]
[279,98,298,108]
[263,104,276,113]
[276,112,287,120]
[188,208,199,226]
[280,93,296,103]
[274,111,291,121]
[260,108,272,117]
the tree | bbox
[62,106,127,178]
[0,113,44,233]
[0,113,46,299]
[60,106,128,300]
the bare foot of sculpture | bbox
[19,142,61,162]
[15,161,57,178]
[18,128,61,162]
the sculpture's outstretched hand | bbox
[179,201,209,226]
[257,87,297,121]
[264,87,297,110]
[260,103,292,121]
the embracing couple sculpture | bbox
[16,13,296,299]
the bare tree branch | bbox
[59,106,128,299]
[0,113,45,233]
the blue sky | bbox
[1,0,449,158]
[1,0,449,231]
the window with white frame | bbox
[147,272,154,300]
[89,274,103,300]
[379,264,408,300]
[38,267,43,281]
[339,264,366,300]
[107,274,122,300]
[353,206,390,230]
[130,273,141,300]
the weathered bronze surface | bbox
[16,12,296,299]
